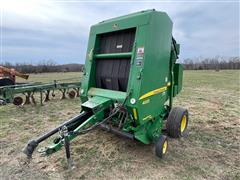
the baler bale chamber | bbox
[23,9,189,166]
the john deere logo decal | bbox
[113,24,118,29]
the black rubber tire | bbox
[68,90,76,99]
[155,135,168,158]
[166,107,189,138]
[13,96,24,106]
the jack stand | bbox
[62,126,75,170]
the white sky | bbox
[1,0,239,64]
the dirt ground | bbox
[0,70,239,180]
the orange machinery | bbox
[0,66,29,86]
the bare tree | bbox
[183,56,240,70]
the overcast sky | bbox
[1,0,239,64]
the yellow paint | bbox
[139,86,167,100]
[162,140,168,154]
[143,115,153,121]
[132,108,138,120]
[142,99,150,105]
[181,115,187,133]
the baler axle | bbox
[99,124,134,140]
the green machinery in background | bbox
[0,81,81,106]
[24,9,189,167]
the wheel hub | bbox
[162,140,168,154]
[180,115,187,133]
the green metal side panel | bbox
[82,96,111,109]
[131,12,173,125]
[173,63,183,97]
[82,96,112,113]
[87,88,127,102]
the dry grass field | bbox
[0,70,239,180]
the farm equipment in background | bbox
[0,65,81,106]
[0,80,81,106]
[0,66,29,86]
[23,9,189,167]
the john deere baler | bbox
[24,9,188,167]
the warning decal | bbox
[137,47,144,55]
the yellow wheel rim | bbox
[162,140,168,154]
[180,115,187,133]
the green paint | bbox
[37,9,183,155]
[80,9,182,144]
[0,81,81,104]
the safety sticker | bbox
[116,44,123,49]
[137,47,144,55]
[136,46,144,63]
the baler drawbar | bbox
[23,9,189,167]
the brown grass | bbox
[0,70,240,179]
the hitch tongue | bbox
[22,112,91,158]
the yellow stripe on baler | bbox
[139,83,171,100]
[132,108,138,120]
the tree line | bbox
[1,56,239,73]
[182,56,239,70]
[1,60,84,73]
